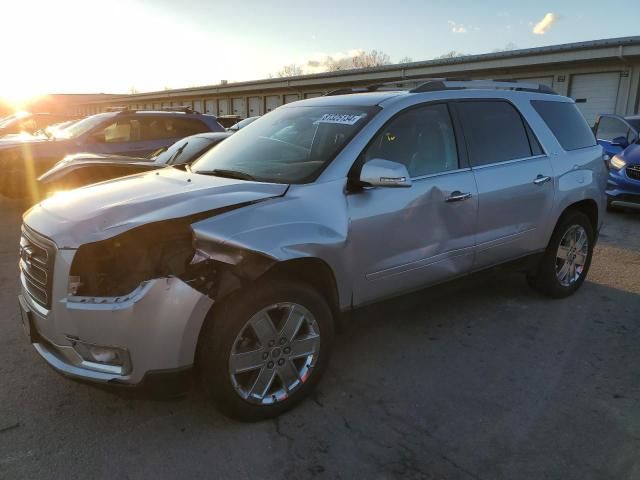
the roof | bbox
[291,91,407,107]
[80,35,640,104]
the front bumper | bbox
[606,167,640,208]
[20,248,213,386]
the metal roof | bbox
[83,36,640,104]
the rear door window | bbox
[456,101,533,167]
[101,119,141,143]
[531,100,596,151]
[141,117,209,140]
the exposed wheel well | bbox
[561,199,599,234]
[260,258,341,318]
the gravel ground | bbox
[0,197,639,480]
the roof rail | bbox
[160,106,198,114]
[410,78,558,95]
[324,85,386,96]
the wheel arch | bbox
[558,199,599,235]
[259,257,341,320]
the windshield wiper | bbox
[195,169,256,181]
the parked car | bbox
[38,132,232,195]
[227,116,260,132]
[593,114,640,210]
[18,80,606,420]
[217,115,243,128]
[41,119,79,139]
[0,112,77,137]
[0,108,224,199]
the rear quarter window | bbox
[531,100,596,151]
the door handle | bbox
[533,175,552,185]
[446,191,472,202]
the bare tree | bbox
[276,64,304,77]
[323,56,356,72]
[398,57,414,64]
[352,50,391,69]
[129,86,139,94]
[436,50,466,59]
[492,42,518,53]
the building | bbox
[75,36,640,126]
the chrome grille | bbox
[627,165,640,181]
[19,225,56,309]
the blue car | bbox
[0,108,224,199]
[593,114,640,210]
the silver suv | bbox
[18,80,607,420]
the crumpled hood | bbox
[24,167,289,248]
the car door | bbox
[594,116,636,156]
[347,102,478,305]
[454,100,555,270]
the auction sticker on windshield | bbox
[318,113,365,125]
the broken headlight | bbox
[69,221,198,297]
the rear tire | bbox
[527,211,594,298]
[197,278,334,421]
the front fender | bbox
[190,179,352,309]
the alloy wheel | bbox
[228,302,321,405]
[555,224,589,287]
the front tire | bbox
[197,278,334,421]
[527,211,594,298]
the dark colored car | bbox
[0,109,224,199]
[216,115,243,128]
[37,132,232,195]
[0,112,77,137]
[593,114,640,210]
[226,116,260,132]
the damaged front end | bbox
[69,213,276,302]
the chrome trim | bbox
[470,154,548,171]
[32,343,121,383]
[20,273,50,317]
[411,167,472,181]
[611,200,640,210]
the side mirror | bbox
[359,159,411,188]
[611,136,629,148]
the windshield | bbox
[153,137,215,165]
[54,113,113,139]
[191,105,377,183]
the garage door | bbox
[248,97,263,116]
[218,99,230,116]
[517,76,554,88]
[569,72,621,126]
[232,98,246,117]
[284,94,299,104]
[205,100,216,115]
[304,92,323,99]
[265,96,281,112]
[193,100,203,113]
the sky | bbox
[1,0,638,106]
